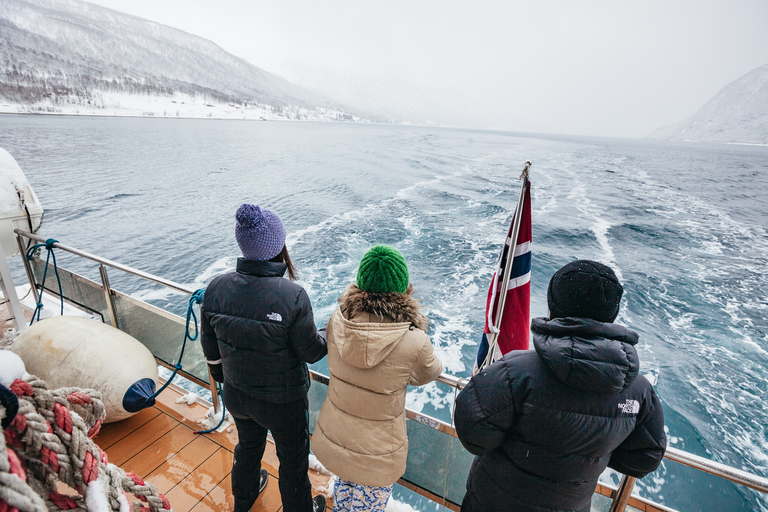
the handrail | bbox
[437,372,468,390]
[16,228,465,387]
[665,447,768,493]
[15,229,194,295]
[14,228,768,500]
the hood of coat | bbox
[531,317,640,394]
[332,284,429,369]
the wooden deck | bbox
[0,298,30,349]
[94,384,333,512]
[0,300,332,511]
[94,386,666,512]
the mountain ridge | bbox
[648,63,768,144]
[0,0,381,121]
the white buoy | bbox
[11,316,159,422]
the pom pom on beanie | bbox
[547,260,623,323]
[357,245,410,294]
[235,204,286,261]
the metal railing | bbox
[14,229,768,512]
[664,447,768,493]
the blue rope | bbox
[194,383,227,435]
[25,239,63,325]
[146,288,205,402]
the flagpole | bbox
[481,161,531,370]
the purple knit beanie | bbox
[235,204,286,261]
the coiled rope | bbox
[145,289,205,403]
[1,376,173,512]
[25,239,64,325]
[0,407,46,512]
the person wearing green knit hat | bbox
[311,245,443,511]
[356,244,410,294]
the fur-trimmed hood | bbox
[338,284,429,330]
[332,284,429,369]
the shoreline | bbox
[0,109,350,123]
[2,110,766,147]
[0,91,377,125]
[0,106,372,124]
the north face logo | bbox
[618,400,640,414]
[266,312,282,322]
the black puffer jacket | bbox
[455,317,666,512]
[200,258,327,403]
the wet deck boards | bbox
[94,384,333,512]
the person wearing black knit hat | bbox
[455,259,666,512]
[546,259,623,323]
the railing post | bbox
[208,367,221,415]
[16,234,40,307]
[99,264,120,328]
[0,240,26,331]
[200,298,222,416]
[609,475,637,512]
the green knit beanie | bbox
[356,245,410,294]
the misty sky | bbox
[87,0,768,137]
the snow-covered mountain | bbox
[0,0,379,121]
[649,63,768,144]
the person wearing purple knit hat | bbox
[200,204,328,512]
[234,204,287,262]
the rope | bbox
[0,402,47,512]
[25,238,64,325]
[145,289,205,402]
[144,287,225,435]
[16,186,42,252]
[1,375,173,512]
[519,160,532,180]
[193,384,226,435]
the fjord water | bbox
[1,114,766,511]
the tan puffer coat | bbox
[311,284,443,486]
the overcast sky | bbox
[87,0,768,137]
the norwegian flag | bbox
[474,179,531,373]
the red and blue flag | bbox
[474,180,531,372]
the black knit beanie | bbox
[547,260,623,323]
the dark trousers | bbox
[223,382,312,512]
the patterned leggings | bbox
[333,479,394,512]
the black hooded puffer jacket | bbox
[200,258,327,403]
[454,317,666,512]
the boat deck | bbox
[1,296,334,512]
[0,300,28,348]
[94,384,333,512]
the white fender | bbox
[11,316,159,422]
